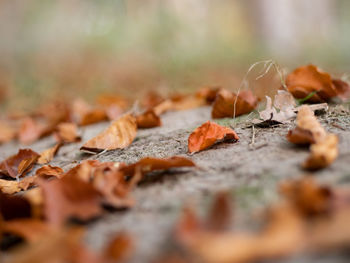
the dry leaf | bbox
[0,176,35,194]
[205,191,232,232]
[38,175,102,225]
[119,156,196,177]
[72,98,108,126]
[0,120,16,144]
[0,192,32,220]
[80,114,137,153]
[141,91,165,109]
[18,118,44,145]
[0,149,40,179]
[37,143,61,164]
[286,64,338,103]
[188,121,239,153]
[35,165,64,179]
[196,86,220,104]
[54,122,81,143]
[332,79,350,101]
[212,89,258,118]
[286,105,327,145]
[303,134,339,170]
[136,110,162,128]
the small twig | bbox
[331,122,346,131]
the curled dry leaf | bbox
[136,109,162,128]
[80,114,137,153]
[37,143,61,164]
[303,134,339,171]
[54,122,81,143]
[71,98,108,126]
[119,156,196,178]
[0,176,36,194]
[286,64,344,103]
[188,121,239,153]
[38,175,102,225]
[212,89,258,119]
[35,165,64,179]
[287,105,326,145]
[0,149,40,179]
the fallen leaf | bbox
[212,89,258,118]
[332,79,350,101]
[0,192,32,220]
[303,134,339,170]
[286,105,327,145]
[0,149,40,179]
[54,122,81,143]
[80,114,137,153]
[205,191,232,232]
[188,121,239,153]
[37,143,61,164]
[102,232,133,262]
[96,94,128,110]
[153,99,174,115]
[0,176,35,194]
[2,219,51,243]
[119,156,196,178]
[136,109,162,128]
[38,175,102,225]
[71,98,108,126]
[141,91,165,109]
[18,118,44,145]
[0,120,16,144]
[196,86,220,104]
[35,165,64,179]
[286,64,338,103]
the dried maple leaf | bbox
[119,156,196,178]
[136,109,162,128]
[35,165,64,179]
[286,105,327,145]
[286,64,338,103]
[0,149,40,179]
[80,114,137,153]
[0,176,36,194]
[37,143,62,164]
[38,175,102,225]
[188,121,239,153]
[212,89,258,118]
[54,122,81,143]
[303,134,339,170]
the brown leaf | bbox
[80,114,137,153]
[71,98,108,126]
[286,64,338,103]
[0,120,16,144]
[303,134,339,170]
[119,156,196,178]
[0,149,40,179]
[102,232,133,262]
[18,118,44,145]
[153,99,174,115]
[206,191,232,232]
[35,165,64,179]
[141,91,165,109]
[136,109,162,128]
[332,79,350,101]
[38,175,102,225]
[188,121,239,153]
[211,89,258,119]
[2,219,51,243]
[96,94,128,110]
[196,86,220,104]
[54,122,81,143]
[286,105,326,145]
[0,176,36,194]
[0,192,32,220]
[37,143,61,164]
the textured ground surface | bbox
[1,105,350,262]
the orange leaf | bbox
[136,110,161,128]
[37,143,61,164]
[286,64,338,103]
[54,122,81,143]
[188,121,239,153]
[0,149,40,179]
[35,165,64,179]
[0,176,36,194]
[80,114,137,153]
[212,89,258,118]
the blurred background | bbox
[0,0,349,112]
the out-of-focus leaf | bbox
[136,110,161,128]
[37,143,61,164]
[54,122,81,143]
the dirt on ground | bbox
[1,104,350,262]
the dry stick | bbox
[233,60,287,126]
